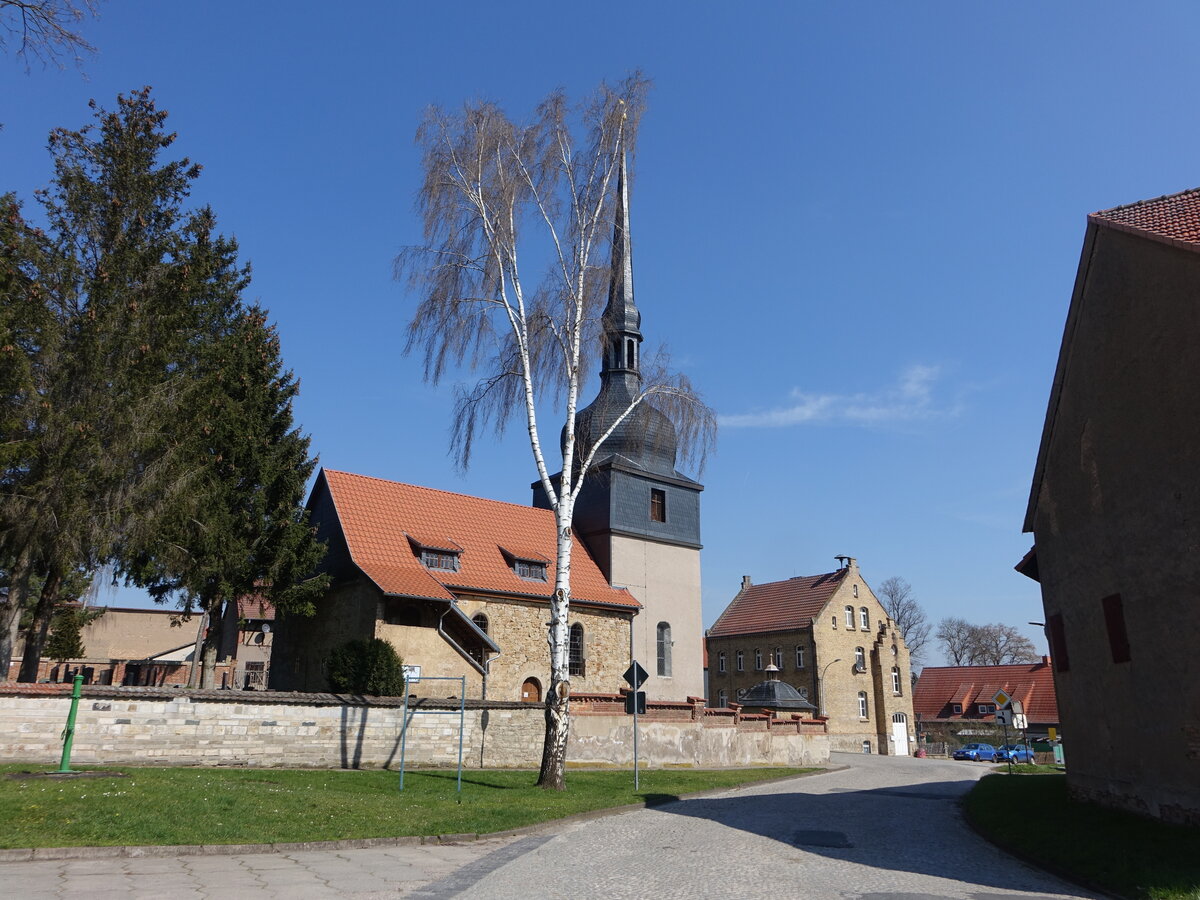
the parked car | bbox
[952,742,996,761]
[995,743,1035,763]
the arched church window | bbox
[656,622,672,676]
[472,613,488,635]
[569,623,585,677]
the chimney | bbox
[1041,655,1051,667]
[835,556,857,570]
[741,575,752,591]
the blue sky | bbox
[5,2,1197,664]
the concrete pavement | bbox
[0,753,1101,899]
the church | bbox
[270,157,705,703]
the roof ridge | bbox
[1092,185,1200,218]
[324,469,557,517]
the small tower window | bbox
[650,489,666,523]
[892,666,902,695]
[472,613,489,635]
[853,584,859,598]
[855,647,866,671]
[626,338,637,369]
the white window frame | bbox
[860,607,869,630]
[717,651,726,673]
[858,691,868,719]
[795,645,805,668]
[845,606,855,628]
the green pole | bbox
[57,674,83,773]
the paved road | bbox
[2,753,1100,899]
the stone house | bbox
[706,558,915,754]
[269,469,640,702]
[1019,187,1200,825]
[911,660,1059,745]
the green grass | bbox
[0,765,814,849]
[964,772,1200,899]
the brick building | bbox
[706,558,915,754]
[1020,187,1200,824]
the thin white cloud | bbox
[720,364,960,428]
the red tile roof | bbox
[913,661,1058,724]
[318,470,637,610]
[1090,187,1200,251]
[707,571,846,637]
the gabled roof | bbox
[707,570,846,638]
[313,469,637,609]
[1089,187,1200,252]
[913,661,1058,724]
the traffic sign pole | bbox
[624,661,648,791]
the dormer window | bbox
[514,558,547,582]
[421,549,459,572]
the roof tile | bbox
[913,662,1058,723]
[319,470,636,609]
[707,571,846,637]
[1090,187,1200,250]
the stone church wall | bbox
[0,686,828,769]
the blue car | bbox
[952,742,996,761]
[995,743,1035,763]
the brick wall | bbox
[0,685,829,769]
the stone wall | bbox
[0,685,828,770]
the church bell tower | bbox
[533,153,704,701]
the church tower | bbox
[533,153,705,701]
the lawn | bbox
[0,765,814,849]
[964,772,1200,899]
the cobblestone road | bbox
[1,753,1100,899]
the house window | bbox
[514,558,547,581]
[858,691,868,718]
[859,607,869,630]
[854,647,865,671]
[891,666,901,695]
[754,648,763,670]
[1102,593,1131,663]
[472,613,489,635]
[845,606,855,628]
[717,689,727,707]
[773,647,783,669]
[952,703,963,714]
[650,489,666,523]
[736,650,744,672]
[569,623,585,677]
[853,584,859,598]
[1047,613,1070,672]
[978,703,996,715]
[832,616,838,629]
[795,646,805,668]
[718,651,726,673]
[656,622,672,676]
[798,687,809,700]
[421,549,459,571]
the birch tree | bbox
[876,576,930,665]
[398,74,715,790]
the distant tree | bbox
[327,638,404,697]
[936,617,1040,666]
[876,576,930,665]
[936,616,976,666]
[44,599,103,662]
[968,623,1039,666]
[0,0,101,69]
[398,73,715,790]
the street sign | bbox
[624,691,646,715]
[1013,714,1028,730]
[623,662,649,690]
[1010,699,1024,715]
[995,708,1014,726]
[992,689,1011,708]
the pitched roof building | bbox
[1020,187,1200,824]
[912,660,1059,728]
[706,558,915,755]
[272,155,706,703]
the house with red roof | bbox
[269,470,640,702]
[1020,187,1200,824]
[911,660,1059,739]
[706,558,915,755]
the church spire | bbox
[601,150,642,381]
